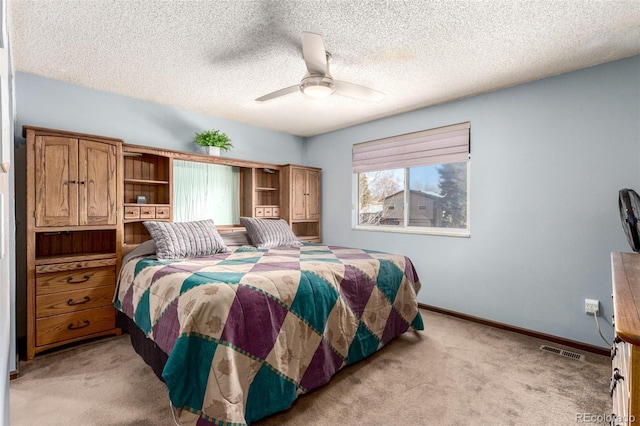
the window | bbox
[353,122,470,237]
[173,160,240,224]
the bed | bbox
[114,220,424,425]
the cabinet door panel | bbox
[307,170,320,220]
[291,168,307,220]
[35,136,79,227]
[79,140,117,226]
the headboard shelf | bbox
[124,178,170,185]
[120,144,322,254]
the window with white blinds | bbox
[353,122,470,237]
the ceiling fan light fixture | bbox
[257,32,382,103]
[300,76,335,99]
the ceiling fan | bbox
[255,32,384,102]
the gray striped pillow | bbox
[143,219,230,260]
[240,217,302,249]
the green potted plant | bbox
[194,129,233,156]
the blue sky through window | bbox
[408,165,440,193]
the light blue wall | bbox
[305,55,640,348]
[14,72,303,164]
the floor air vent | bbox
[540,345,585,361]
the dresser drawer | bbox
[36,306,116,346]
[36,266,116,295]
[255,207,279,218]
[124,206,140,219]
[36,286,114,318]
[140,206,156,219]
[35,258,116,273]
[155,206,170,219]
[125,205,169,220]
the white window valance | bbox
[352,122,470,173]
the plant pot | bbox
[205,146,221,156]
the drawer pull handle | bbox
[609,376,617,397]
[67,275,90,284]
[613,369,624,381]
[609,368,624,397]
[67,320,90,330]
[67,296,90,306]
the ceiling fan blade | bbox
[334,80,385,102]
[302,32,327,76]
[255,84,300,102]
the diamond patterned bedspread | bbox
[115,243,424,425]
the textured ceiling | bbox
[9,0,640,137]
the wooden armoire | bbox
[24,126,122,360]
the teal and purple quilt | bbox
[115,243,423,425]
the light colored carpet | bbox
[10,310,611,425]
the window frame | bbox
[351,164,471,238]
[352,150,471,238]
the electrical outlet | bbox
[585,299,599,314]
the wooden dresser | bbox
[24,126,122,359]
[610,252,640,425]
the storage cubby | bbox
[35,230,116,260]
[291,222,320,242]
[242,167,281,219]
[122,147,172,254]
[123,152,171,204]
[123,222,151,249]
